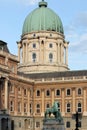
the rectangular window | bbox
[66,121,70,128]
[36,122,40,128]
[30,103,32,114]
[10,101,14,112]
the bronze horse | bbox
[45,102,62,121]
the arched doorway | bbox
[1,118,8,130]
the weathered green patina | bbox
[22,0,64,35]
[45,101,63,121]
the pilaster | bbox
[72,88,76,113]
[41,89,45,116]
[61,88,65,116]
[4,78,9,109]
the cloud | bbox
[18,0,40,5]
[64,11,87,54]
[73,12,87,28]
[0,0,40,6]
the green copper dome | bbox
[22,0,64,35]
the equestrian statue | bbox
[45,101,63,121]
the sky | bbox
[0,0,87,70]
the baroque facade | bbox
[0,1,87,130]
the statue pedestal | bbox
[42,118,65,130]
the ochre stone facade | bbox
[0,1,87,130]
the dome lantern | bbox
[39,0,47,7]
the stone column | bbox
[65,42,68,65]
[72,88,76,113]
[57,43,59,64]
[23,43,25,63]
[28,89,30,115]
[60,43,62,63]
[39,40,41,64]
[41,89,44,116]
[21,87,24,115]
[65,46,68,65]
[61,43,64,63]
[61,88,65,116]
[51,88,54,105]
[83,88,87,115]
[26,43,28,63]
[44,40,46,64]
[14,86,18,115]
[17,42,21,62]
[4,78,8,109]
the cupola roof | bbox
[22,0,64,35]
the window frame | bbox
[77,102,82,113]
[49,53,53,63]
[66,121,71,128]
[10,100,14,112]
[66,103,71,113]
[36,90,40,97]
[49,43,53,48]
[46,89,50,97]
[66,89,71,96]
[32,43,36,48]
[36,103,40,114]
[32,53,36,62]
[56,89,60,96]
[77,88,82,95]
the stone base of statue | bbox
[42,118,65,130]
[42,101,66,130]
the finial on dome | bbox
[39,0,47,7]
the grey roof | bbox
[0,40,9,53]
[18,70,87,79]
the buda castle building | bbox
[0,1,87,130]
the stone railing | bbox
[34,76,87,82]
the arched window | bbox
[56,89,60,96]
[46,103,50,109]
[49,53,53,62]
[77,102,82,112]
[37,90,40,96]
[24,119,28,129]
[78,88,82,95]
[46,90,50,96]
[32,53,36,62]
[66,89,71,96]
